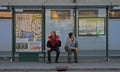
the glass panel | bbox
[109,20,120,61]
[0,19,12,62]
[46,9,74,52]
[77,9,106,61]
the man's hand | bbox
[75,48,78,52]
[48,48,51,51]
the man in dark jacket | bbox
[47,30,61,63]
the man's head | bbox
[50,30,56,37]
[69,32,75,39]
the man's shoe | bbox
[47,61,51,64]
[55,61,59,63]
[74,61,78,63]
[68,61,72,63]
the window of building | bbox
[51,10,70,19]
[109,10,120,19]
[78,10,98,17]
[0,10,12,19]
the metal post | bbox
[42,5,46,62]
[12,6,15,62]
[73,5,77,36]
[72,0,77,36]
[106,7,109,61]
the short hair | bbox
[51,30,56,35]
[68,32,74,38]
[53,30,56,34]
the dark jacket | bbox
[47,35,61,49]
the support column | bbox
[73,5,77,36]
[106,7,109,61]
[42,5,46,62]
[12,6,15,62]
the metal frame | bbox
[106,7,109,61]
[42,5,46,62]
[12,7,15,61]
[78,17,106,36]
[15,10,42,53]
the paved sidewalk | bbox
[0,61,120,72]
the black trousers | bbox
[47,48,60,62]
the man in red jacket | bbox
[47,30,61,63]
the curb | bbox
[0,68,120,71]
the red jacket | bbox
[47,35,61,48]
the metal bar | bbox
[73,1,77,36]
[73,6,77,36]
[106,7,109,61]
[12,6,15,62]
[42,5,46,62]
[2,4,118,8]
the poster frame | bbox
[15,10,42,53]
[78,17,106,36]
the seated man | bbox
[47,30,61,63]
[65,32,79,63]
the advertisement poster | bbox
[78,17,105,36]
[16,13,42,52]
